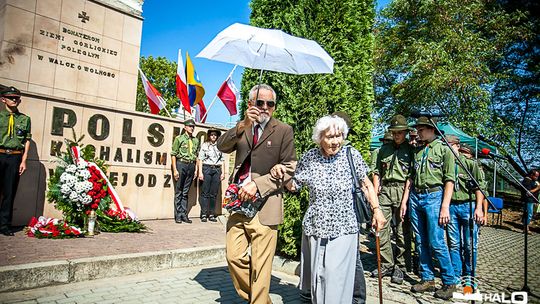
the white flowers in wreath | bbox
[59,163,94,209]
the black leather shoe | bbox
[0,229,14,236]
[371,266,393,278]
[391,267,404,284]
[183,217,192,224]
[175,219,182,224]
[208,216,217,222]
[201,217,207,222]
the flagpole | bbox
[158,97,173,118]
[200,65,238,123]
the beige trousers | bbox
[226,213,277,304]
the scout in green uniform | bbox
[369,131,393,177]
[0,86,31,236]
[445,137,486,283]
[399,116,457,300]
[171,119,200,224]
[371,115,413,284]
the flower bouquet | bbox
[222,183,261,218]
[45,135,146,235]
[26,216,83,238]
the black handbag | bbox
[346,147,372,224]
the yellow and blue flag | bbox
[185,52,205,107]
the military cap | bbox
[184,119,195,127]
[459,143,474,155]
[444,134,460,144]
[0,85,21,97]
[409,129,418,137]
[388,115,410,131]
[207,128,221,138]
[332,111,356,135]
[379,131,393,142]
[412,116,437,128]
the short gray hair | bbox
[248,84,276,101]
[312,115,349,144]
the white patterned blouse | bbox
[292,146,368,238]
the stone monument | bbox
[0,0,228,225]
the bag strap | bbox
[346,147,361,189]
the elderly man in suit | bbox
[217,84,296,304]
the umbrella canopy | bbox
[196,23,334,75]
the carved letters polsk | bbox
[49,107,203,189]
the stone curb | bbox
[0,245,225,293]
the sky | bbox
[139,1,390,126]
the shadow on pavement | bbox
[193,265,301,303]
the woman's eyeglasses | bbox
[255,100,275,108]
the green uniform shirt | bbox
[452,155,486,201]
[369,148,379,175]
[171,133,200,162]
[373,142,413,183]
[0,110,31,150]
[412,139,456,189]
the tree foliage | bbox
[374,0,539,172]
[243,0,375,258]
[136,56,180,116]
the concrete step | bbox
[0,245,225,293]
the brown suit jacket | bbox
[217,117,296,226]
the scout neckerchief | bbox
[188,137,193,154]
[420,145,430,174]
[388,143,399,177]
[454,163,460,192]
[7,113,14,138]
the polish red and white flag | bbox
[217,76,240,115]
[138,68,166,115]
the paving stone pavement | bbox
[359,226,540,304]
[0,263,401,304]
[0,219,225,267]
[1,218,539,303]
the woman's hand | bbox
[371,208,386,232]
[270,164,287,179]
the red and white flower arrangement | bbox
[26,216,83,238]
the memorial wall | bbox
[0,0,229,225]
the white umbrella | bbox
[196,23,334,75]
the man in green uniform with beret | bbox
[369,131,394,176]
[446,136,485,286]
[0,85,31,236]
[171,119,200,224]
[400,116,457,300]
[371,115,413,284]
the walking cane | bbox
[375,229,384,304]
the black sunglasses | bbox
[255,99,276,108]
[3,96,21,102]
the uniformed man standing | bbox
[400,116,457,300]
[0,86,31,236]
[369,131,394,179]
[371,115,413,284]
[171,119,200,224]
[446,136,485,284]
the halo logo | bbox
[452,276,528,303]
[453,276,482,302]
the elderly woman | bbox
[272,114,385,303]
